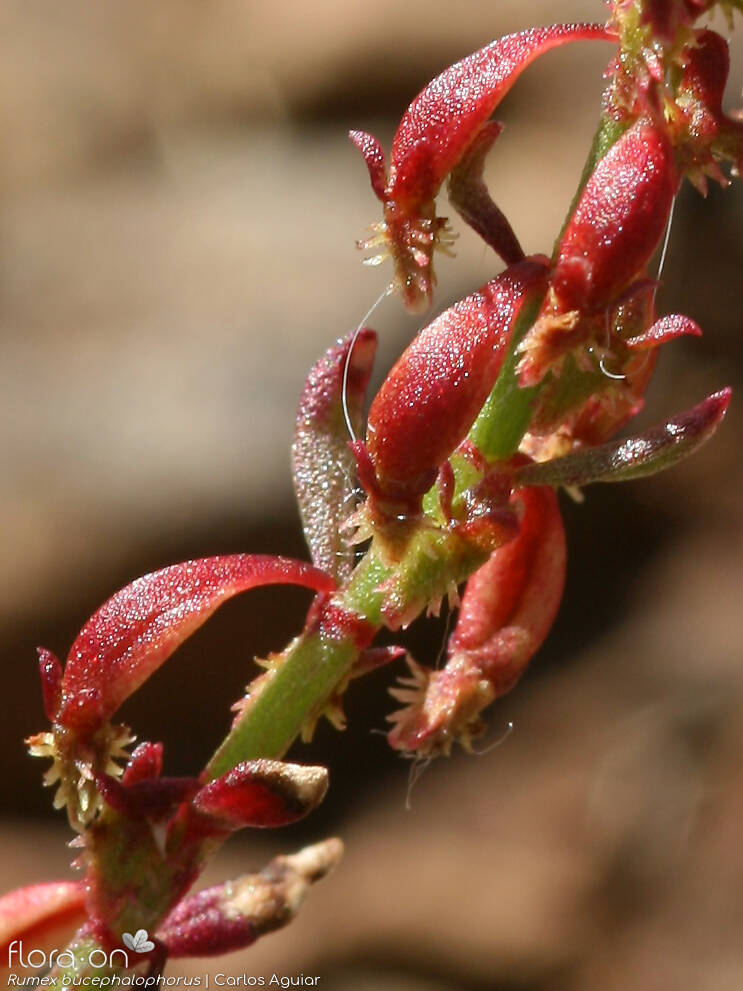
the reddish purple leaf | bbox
[57,555,335,734]
[513,389,731,488]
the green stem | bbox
[208,525,486,777]
[468,110,630,464]
[468,288,545,460]
[207,551,385,777]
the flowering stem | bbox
[25,4,739,984]
[209,530,488,778]
[468,288,546,459]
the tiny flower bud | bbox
[97,773,199,822]
[157,839,342,959]
[191,760,329,832]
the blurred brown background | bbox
[1,2,742,989]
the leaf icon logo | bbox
[121,929,155,954]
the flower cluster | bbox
[346,0,735,753]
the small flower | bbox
[352,23,613,310]
[29,555,334,828]
[388,486,566,755]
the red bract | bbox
[388,486,566,755]
[352,23,613,310]
[625,312,702,350]
[448,486,566,679]
[52,555,334,736]
[355,256,548,519]
[674,29,743,189]
[121,741,164,786]
[518,118,678,384]
[551,120,676,309]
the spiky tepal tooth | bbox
[27,731,55,759]
[27,723,134,831]
[67,833,91,871]
[300,697,347,743]
[322,699,347,732]
[43,764,61,787]
[28,731,73,813]
[76,760,94,782]
[109,729,136,761]
[435,220,459,258]
[356,221,389,252]
[67,834,90,873]
[253,652,283,673]
[387,656,430,706]
[425,580,460,619]
[229,662,281,728]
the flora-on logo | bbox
[7,940,129,970]
[121,929,155,954]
